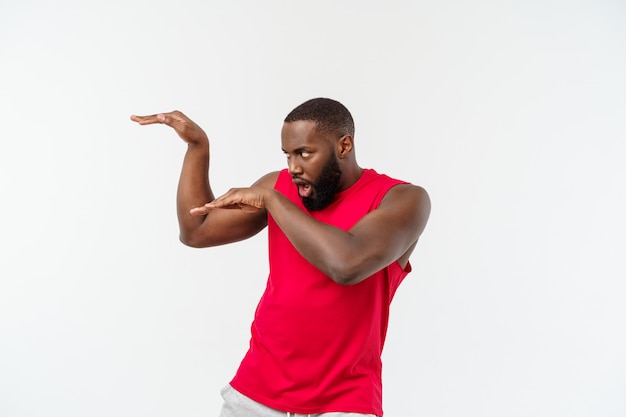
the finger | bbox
[204,201,238,209]
[238,203,262,213]
[190,206,209,215]
[130,114,164,125]
[130,111,186,126]
[205,201,261,212]
[203,200,244,210]
[130,114,160,125]
[191,199,225,213]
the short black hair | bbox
[284,98,355,138]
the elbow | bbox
[179,232,210,248]
[325,263,365,286]
[324,252,385,286]
[332,274,361,286]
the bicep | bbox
[348,185,430,270]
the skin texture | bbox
[130,111,430,285]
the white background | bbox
[1,1,625,416]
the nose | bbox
[287,157,302,176]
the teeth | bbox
[298,183,312,197]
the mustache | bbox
[292,176,313,185]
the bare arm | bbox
[130,111,274,247]
[192,183,431,284]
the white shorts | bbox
[218,384,377,417]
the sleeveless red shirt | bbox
[230,168,411,417]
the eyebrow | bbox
[282,146,312,154]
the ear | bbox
[336,135,354,159]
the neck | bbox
[338,163,363,192]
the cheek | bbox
[305,158,325,178]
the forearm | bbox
[261,185,426,285]
[264,191,369,284]
[131,110,266,247]
[177,141,214,244]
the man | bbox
[130,98,430,417]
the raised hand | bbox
[130,109,276,248]
[130,111,208,146]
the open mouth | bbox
[293,178,314,198]
[297,182,313,198]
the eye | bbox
[300,151,311,158]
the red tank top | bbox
[230,168,411,417]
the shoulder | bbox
[386,183,428,199]
[383,182,429,204]
[252,171,282,188]
[364,169,429,209]
[381,183,431,218]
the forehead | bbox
[281,120,327,150]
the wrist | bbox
[261,187,279,210]
[186,138,209,152]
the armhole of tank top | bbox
[371,180,409,211]
[274,169,291,191]
[376,181,412,274]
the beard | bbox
[301,154,342,211]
